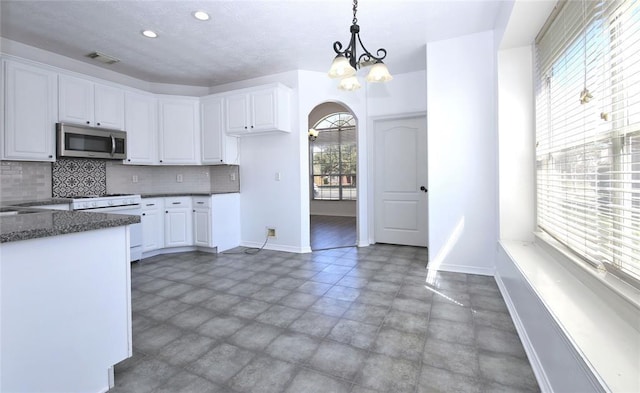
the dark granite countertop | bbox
[141,192,239,198]
[3,198,73,207]
[0,207,140,243]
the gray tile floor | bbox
[109,244,539,393]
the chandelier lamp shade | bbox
[328,0,393,91]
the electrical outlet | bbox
[266,227,276,238]
[132,175,138,183]
[176,174,183,183]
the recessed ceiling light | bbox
[142,30,157,38]
[193,11,210,21]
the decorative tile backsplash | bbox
[52,158,106,197]
[1,158,239,202]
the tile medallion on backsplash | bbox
[52,158,107,197]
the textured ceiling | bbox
[0,0,507,87]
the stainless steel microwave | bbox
[56,123,126,159]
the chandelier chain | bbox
[352,0,358,24]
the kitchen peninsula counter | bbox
[0,207,140,243]
[1,208,134,392]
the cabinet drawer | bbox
[164,196,192,208]
[141,198,163,211]
[192,197,210,208]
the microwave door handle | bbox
[110,135,116,156]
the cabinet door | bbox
[250,88,277,132]
[225,94,249,134]
[201,96,224,164]
[94,83,124,130]
[59,74,94,125]
[164,207,193,247]
[193,208,211,247]
[158,98,199,164]
[125,91,158,165]
[141,207,163,252]
[3,60,57,161]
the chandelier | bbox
[327,0,393,91]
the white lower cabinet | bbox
[141,194,239,257]
[192,197,211,247]
[164,197,193,247]
[141,198,164,253]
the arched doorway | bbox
[308,103,357,250]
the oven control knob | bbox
[91,202,98,207]
[108,200,114,206]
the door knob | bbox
[420,186,427,193]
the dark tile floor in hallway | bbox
[310,215,357,250]
[109,245,539,393]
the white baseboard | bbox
[427,263,494,276]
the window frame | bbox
[309,112,357,201]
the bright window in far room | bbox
[310,112,357,201]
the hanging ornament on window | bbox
[580,87,593,104]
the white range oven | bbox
[69,194,142,261]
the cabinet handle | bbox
[145,203,155,207]
[127,159,131,162]
[86,121,90,124]
[48,155,53,158]
[244,126,248,129]
[251,125,254,129]
[172,202,181,205]
[193,209,195,212]
[196,202,204,204]
[165,210,168,213]
[160,160,163,163]
[142,213,146,216]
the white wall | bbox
[498,46,536,241]
[367,70,427,116]
[426,30,498,275]
[229,70,370,252]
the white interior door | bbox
[374,116,428,247]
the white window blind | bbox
[535,0,640,284]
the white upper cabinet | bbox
[2,59,57,161]
[158,96,200,165]
[201,95,238,165]
[59,74,125,130]
[225,83,291,136]
[124,91,158,165]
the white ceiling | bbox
[0,0,508,87]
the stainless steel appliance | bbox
[69,194,142,261]
[57,123,126,160]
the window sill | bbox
[498,237,640,393]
